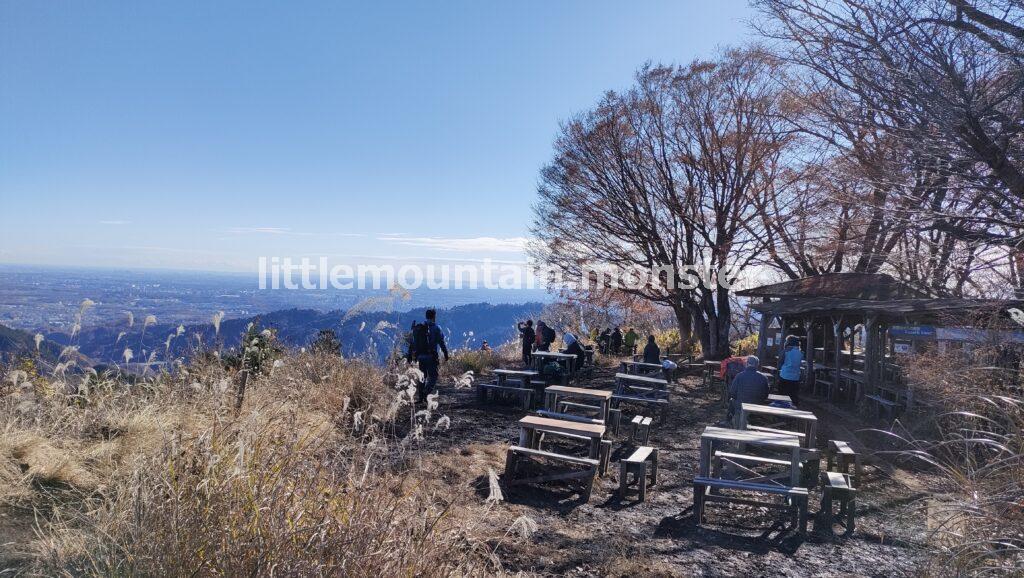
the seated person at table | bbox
[725,355,769,427]
[564,332,586,370]
[642,335,661,364]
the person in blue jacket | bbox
[407,308,449,403]
[777,335,803,405]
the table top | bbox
[701,426,801,448]
[740,403,817,421]
[767,394,792,403]
[704,360,721,367]
[615,372,668,385]
[493,369,539,376]
[519,415,605,437]
[622,361,664,369]
[545,385,613,399]
[533,351,577,359]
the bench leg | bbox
[798,495,808,536]
[581,468,595,502]
[504,450,518,480]
[845,495,856,536]
[693,482,706,525]
[638,463,648,501]
[618,461,628,498]
[821,487,834,536]
[651,449,659,486]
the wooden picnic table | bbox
[518,415,606,459]
[533,351,579,375]
[767,394,793,404]
[544,386,613,421]
[702,360,720,387]
[699,426,803,486]
[619,360,664,375]
[738,403,818,448]
[493,368,539,387]
[614,372,669,399]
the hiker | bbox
[564,331,586,371]
[777,335,803,405]
[517,320,535,365]
[406,308,449,403]
[480,340,491,351]
[536,321,555,352]
[726,355,770,427]
[624,328,639,356]
[598,328,611,354]
[610,327,623,355]
[642,335,661,364]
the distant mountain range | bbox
[0,324,63,366]
[22,302,544,365]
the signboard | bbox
[889,325,936,339]
[893,342,911,354]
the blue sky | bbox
[0,0,754,272]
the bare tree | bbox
[532,50,797,358]
[758,0,1024,295]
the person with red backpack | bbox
[406,308,449,403]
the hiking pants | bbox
[416,354,439,402]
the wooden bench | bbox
[712,451,805,487]
[526,420,613,476]
[477,382,533,409]
[629,415,653,444]
[819,471,856,536]
[556,401,622,434]
[619,446,658,501]
[611,394,669,422]
[535,409,603,425]
[826,440,862,488]
[745,424,807,443]
[504,446,599,501]
[864,394,899,420]
[693,476,808,535]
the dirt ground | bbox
[419,363,932,577]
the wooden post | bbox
[756,312,770,360]
[804,319,816,394]
[862,314,879,404]
[833,318,843,402]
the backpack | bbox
[411,322,434,357]
[543,325,556,344]
[542,361,563,379]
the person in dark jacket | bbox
[727,355,769,426]
[610,327,623,355]
[536,321,554,352]
[598,328,611,353]
[564,332,586,371]
[517,320,535,365]
[406,308,449,403]
[642,335,661,364]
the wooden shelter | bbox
[738,273,1024,413]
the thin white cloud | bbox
[377,235,531,253]
[99,220,130,225]
[226,227,364,238]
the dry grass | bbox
[878,323,1024,575]
[1,349,496,576]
